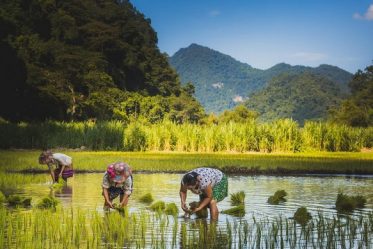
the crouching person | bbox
[39,150,74,183]
[102,162,133,210]
[180,167,228,220]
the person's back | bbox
[39,150,74,182]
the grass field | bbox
[1,150,372,174]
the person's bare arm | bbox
[59,164,66,178]
[103,188,113,208]
[179,183,189,212]
[48,164,56,182]
[193,184,213,212]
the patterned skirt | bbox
[200,174,228,202]
[54,168,74,181]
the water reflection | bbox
[53,185,73,206]
[17,173,373,220]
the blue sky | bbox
[130,0,373,73]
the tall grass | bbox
[0,207,372,248]
[0,119,372,152]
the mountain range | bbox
[169,44,353,123]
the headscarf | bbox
[106,162,132,183]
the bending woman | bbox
[39,150,74,183]
[180,167,228,220]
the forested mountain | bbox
[245,72,343,124]
[169,44,352,116]
[0,0,204,122]
[330,65,373,127]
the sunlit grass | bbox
[0,150,372,174]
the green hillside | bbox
[169,44,352,118]
[245,72,343,124]
[0,0,203,122]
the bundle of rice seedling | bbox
[267,190,287,205]
[336,193,366,213]
[7,195,32,207]
[149,201,165,211]
[221,205,245,217]
[294,207,312,226]
[139,193,154,204]
[230,191,245,206]
[165,203,179,216]
[189,201,208,218]
[36,196,59,209]
[51,178,65,192]
[112,203,127,214]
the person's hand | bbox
[107,202,114,209]
[59,173,62,178]
[181,203,189,212]
[191,206,201,213]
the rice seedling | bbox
[164,203,178,216]
[51,178,65,192]
[149,201,165,212]
[1,150,373,175]
[0,191,5,203]
[221,205,246,217]
[230,191,245,206]
[267,190,287,205]
[0,206,372,248]
[293,207,312,226]
[36,196,59,209]
[189,201,208,218]
[335,192,367,213]
[6,195,32,207]
[138,193,154,204]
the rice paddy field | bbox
[1,150,373,248]
[1,150,373,174]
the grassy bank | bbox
[1,150,373,175]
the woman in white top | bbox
[39,150,74,182]
[180,167,228,220]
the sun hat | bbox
[107,162,132,183]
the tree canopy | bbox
[330,64,373,127]
[0,0,203,122]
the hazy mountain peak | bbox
[170,44,353,121]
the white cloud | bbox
[212,82,224,89]
[233,95,244,103]
[353,4,373,20]
[209,10,221,17]
[291,52,327,61]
